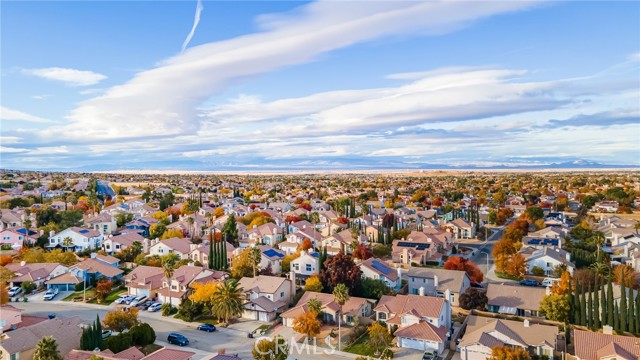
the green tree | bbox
[161,253,179,308]
[222,215,238,245]
[211,279,244,325]
[333,283,350,351]
[367,322,393,356]
[620,281,627,331]
[252,336,289,360]
[130,323,156,347]
[34,337,63,360]
[540,294,570,323]
[629,285,635,334]
[177,298,203,322]
[607,278,614,326]
[579,286,587,326]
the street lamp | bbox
[481,251,490,276]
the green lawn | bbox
[89,288,127,305]
[63,288,96,301]
[495,272,523,281]
[345,334,375,357]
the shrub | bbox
[532,266,545,277]
[161,303,176,316]
[75,282,85,291]
[21,281,36,295]
[130,323,156,347]
[103,332,132,353]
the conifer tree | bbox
[593,280,600,329]
[568,280,575,324]
[600,287,607,327]
[588,287,594,328]
[607,279,615,326]
[222,237,228,269]
[614,302,620,331]
[573,289,581,326]
[208,232,214,270]
[620,282,627,332]
[628,286,635,333]
[580,285,587,326]
[635,294,640,333]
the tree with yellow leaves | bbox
[505,253,526,278]
[304,275,323,292]
[551,271,572,295]
[213,207,225,217]
[104,307,139,332]
[490,346,530,360]
[189,282,218,308]
[161,228,184,240]
[292,309,321,339]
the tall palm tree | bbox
[34,336,62,360]
[332,283,350,351]
[162,253,179,308]
[211,279,244,325]
[187,217,195,240]
[590,231,605,260]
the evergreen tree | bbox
[580,285,587,326]
[594,280,600,329]
[628,286,635,333]
[222,237,228,269]
[208,232,214,270]
[614,302,620,331]
[588,287,594,328]
[620,282,627,332]
[607,279,615,326]
[568,279,575,324]
[573,289,581,326]
[600,287,607,327]
[635,294,640,333]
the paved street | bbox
[462,226,512,284]
[14,300,408,360]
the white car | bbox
[542,278,559,287]
[8,287,21,297]
[147,303,162,312]
[130,295,148,307]
[43,288,59,301]
[115,295,134,304]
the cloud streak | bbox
[0,106,50,123]
[22,67,107,86]
[181,0,203,53]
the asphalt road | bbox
[13,300,358,360]
[463,226,506,284]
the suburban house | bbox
[321,229,359,255]
[258,245,285,274]
[101,232,145,254]
[69,254,124,284]
[157,265,226,305]
[5,262,68,288]
[522,247,576,275]
[0,305,23,332]
[45,272,84,291]
[406,267,471,307]
[125,216,158,237]
[281,291,374,327]
[486,284,547,317]
[148,237,192,260]
[277,241,300,255]
[237,275,292,321]
[447,218,476,239]
[574,328,640,360]
[0,228,37,249]
[85,213,117,235]
[47,227,103,252]
[290,250,320,280]
[123,265,165,298]
[374,294,451,353]
[0,317,82,360]
[359,257,401,292]
[66,347,196,360]
[391,232,442,265]
[189,241,235,267]
[244,223,283,247]
[459,315,558,360]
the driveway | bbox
[29,290,73,302]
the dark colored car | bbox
[167,333,189,346]
[197,323,216,332]
[520,279,538,287]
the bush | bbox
[103,332,132,353]
[75,282,85,291]
[177,299,203,322]
[161,303,177,316]
[532,266,545,276]
[21,281,36,295]
[130,323,156,347]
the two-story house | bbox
[85,213,117,235]
[281,291,374,327]
[259,245,285,274]
[0,227,37,249]
[374,294,451,353]
[47,227,103,252]
[406,267,471,307]
[102,232,146,255]
[157,265,226,305]
[359,258,401,292]
[6,262,68,288]
[290,250,320,280]
[522,247,575,276]
[237,275,292,321]
[69,253,124,284]
[245,223,283,247]
[123,265,165,298]
[148,237,192,260]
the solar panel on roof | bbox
[263,249,283,258]
[370,260,393,275]
[79,229,90,234]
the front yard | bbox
[344,334,375,357]
[62,287,126,305]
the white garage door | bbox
[400,337,425,350]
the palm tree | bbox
[332,283,350,351]
[34,336,62,360]
[211,279,244,325]
[590,231,605,259]
[62,237,74,252]
[187,217,195,240]
[162,253,179,308]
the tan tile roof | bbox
[374,294,445,319]
[461,316,557,349]
[574,329,640,360]
[486,283,547,311]
[238,275,289,294]
[281,291,370,319]
[95,254,120,264]
[155,237,192,254]
[124,265,164,289]
[46,272,83,285]
[406,267,469,293]
[394,322,448,342]
[360,258,399,281]
[75,258,123,278]
[142,348,194,360]
[0,316,82,355]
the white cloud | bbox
[26,146,70,156]
[23,67,107,86]
[182,0,204,52]
[0,146,28,153]
[45,0,540,140]
[0,106,50,123]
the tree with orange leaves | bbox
[444,256,484,283]
[551,271,572,295]
[0,254,12,266]
[293,309,321,338]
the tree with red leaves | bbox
[336,217,349,225]
[352,244,373,261]
[285,215,302,224]
[444,256,484,283]
[320,252,362,294]
[382,213,395,228]
[298,203,312,211]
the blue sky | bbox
[1,0,639,170]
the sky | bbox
[1,0,639,171]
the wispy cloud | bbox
[181,0,204,53]
[23,67,107,86]
[46,0,540,140]
[0,106,50,123]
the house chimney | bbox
[188,261,194,267]
[289,270,296,301]
[397,266,402,280]
[419,287,425,296]
[49,230,56,238]
[445,289,451,302]
[524,319,530,327]
[143,238,150,254]
[603,325,613,335]
[434,275,439,288]
[190,244,197,252]
[566,252,571,262]
[20,261,26,267]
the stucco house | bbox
[237,275,292,322]
[47,227,103,252]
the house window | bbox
[11,353,20,360]
[280,292,285,298]
[378,312,387,320]
[306,264,312,272]
[546,262,552,267]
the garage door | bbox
[400,337,424,350]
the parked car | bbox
[422,350,436,360]
[48,313,56,319]
[167,333,189,346]
[147,303,162,312]
[102,330,112,339]
[115,294,134,304]
[520,279,538,287]
[542,278,559,287]
[43,288,59,301]
[197,323,216,332]
[8,287,21,297]
[139,301,152,310]
[130,295,148,307]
